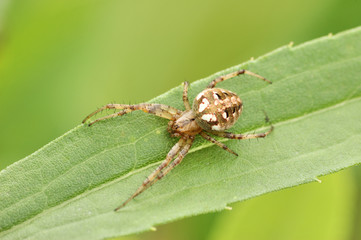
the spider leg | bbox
[207,70,272,88]
[182,81,191,110]
[87,110,126,126]
[209,125,274,140]
[83,103,182,126]
[114,138,186,211]
[147,137,194,189]
[199,131,238,156]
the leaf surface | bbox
[207,170,355,240]
[1,27,361,240]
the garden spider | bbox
[82,69,274,211]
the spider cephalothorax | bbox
[82,69,273,211]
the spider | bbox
[82,69,274,211]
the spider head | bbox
[193,88,243,132]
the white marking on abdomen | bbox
[211,124,223,131]
[198,98,210,112]
[201,114,217,122]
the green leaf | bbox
[1,26,361,240]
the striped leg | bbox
[182,81,191,110]
[207,70,271,88]
[147,137,194,189]
[114,138,186,211]
[82,103,182,126]
[199,131,238,156]
[210,125,274,140]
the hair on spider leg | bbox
[262,110,274,134]
[262,110,271,123]
[110,104,118,113]
[96,106,104,115]
[264,114,270,123]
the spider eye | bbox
[215,93,221,99]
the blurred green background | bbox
[1,0,361,239]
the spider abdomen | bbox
[193,88,243,131]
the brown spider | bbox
[82,70,274,211]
